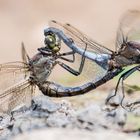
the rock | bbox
[46,112,75,127]
[11,105,30,117]
[76,104,105,130]
[31,95,61,113]
[0,115,12,130]
[31,110,49,118]
[105,106,127,127]
[12,114,47,135]
[11,96,75,135]
[0,95,138,140]
[46,100,76,127]
[76,104,127,130]
[0,128,11,140]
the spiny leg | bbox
[57,44,87,76]
[124,67,140,111]
[57,32,88,75]
[106,65,140,111]
[118,66,140,110]
[106,74,122,105]
[56,61,81,76]
[120,77,125,109]
[106,67,137,104]
[58,51,75,62]
[79,43,87,74]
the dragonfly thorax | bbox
[30,53,56,83]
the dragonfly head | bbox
[119,41,140,59]
[44,31,61,53]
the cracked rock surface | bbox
[0,95,139,140]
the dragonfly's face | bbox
[44,32,61,53]
[119,42,140,58]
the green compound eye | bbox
[45,35,56,48]
[44,34,61,53]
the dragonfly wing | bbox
[49,20,113,55]
[116,10,140,51]
[76,54,108,82]
[48,20,111,82]
[0,62,30,91]
[49,20,112,67]
[21,42,30,64]
[0,80,35,114]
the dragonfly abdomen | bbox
[37,81,96,97]
[37,69,123,97]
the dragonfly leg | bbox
[106,65,140,110]
[58,51,76,62]
[57,44,87,75]
[56,61,81,76]
[79,43,87,73]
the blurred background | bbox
[1,0,140,105]
[1,0,140,62]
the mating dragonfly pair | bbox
[0,10,140,114]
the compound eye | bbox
[45,35,56,47]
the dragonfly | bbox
[0,31,116,115]
[0,10,139,114]
[41,10,140,111]
[0,33,89,114]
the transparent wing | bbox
[0,61,30,92]
[0,80,35,114]
[21,42,30,64]
[116,10,140,51]
[48,20,112,84]
[49,20,113,55]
